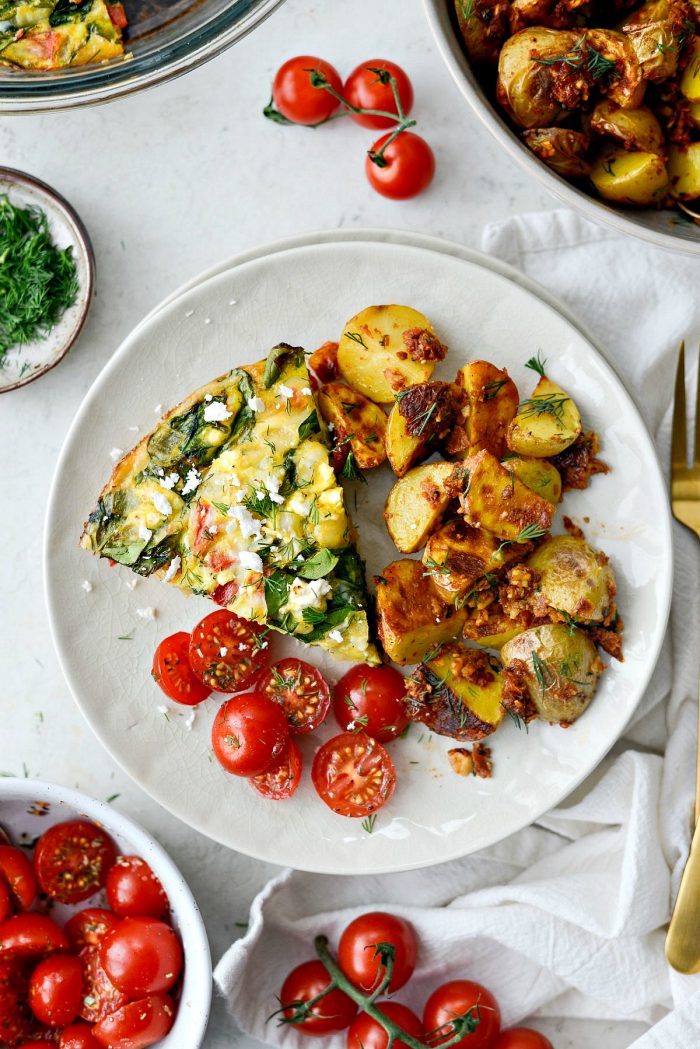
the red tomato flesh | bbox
[60,1022,104,1049]
[280,959,357,1036]
[250,738,302,800]
[78,945,128,1024]
[99,917,182,998]
[212,692,289,777]
[92,993,175,1049]
[34,820,117,904]
[65,908,120,951]
[0,958,40,1044]
[28,952,83,1028]
[339,912,417,994]
[256,658,330,734]
[347,1000,424,1049]
[312,732,396,818]
[152,631,210,706]
[0,914,70,960]
[366,131,435,200]
[333,664,408,741]
[0,879,11,925]
[106,856,169,919]
[343,60,414,129]
[189,610,267,693]
[423,980,501,1049]
[107,2,127,27]
[272,55,343,125]
[0,846,38,911]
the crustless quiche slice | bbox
[0,0,125,70]
[80,345,379,665]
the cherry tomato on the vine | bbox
[312,732,396,818]
[333,664,408,741]
[78,945,128,1024]
[106,856,169,919]
[152,631,210,706]
[256,658,331,734]
[423,980,501,1049]
[280,959,358,1036]
[65,908,120,951]
[366,131,435,200]
[91,993,175,1049]
[28,952,83,1028]
[338,912,417,994]
[59,1023,104,1049]
[250,738,303,800]
[0,845,38,910]
[272,55,343,125]
[343,60,414,129]
[493,1030,554,1049]
[33,820,117,904]
[212,692,289,777]
[347,1000,424,1049]
[0,914,70,959]
[99,917,183,998]
[189,609,267,693]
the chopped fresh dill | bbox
[525,351,547,377]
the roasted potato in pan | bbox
[681,38,700,103]
[496,28,581,129]
[522,128,591,177]
[527,535,617,623]
[460,449,555,541]
[375,559,467,665]
[507,370,582,458]
[316,381,387,472]
[405,641,505,741]
[585,29,644,109]
[505,455,562,504]
[589,101,664,153]
[454,0,511,64]
[590,149,669,205]
[454,360,519,459]
[668,143,700,200]
[423,517,533,602]
[385,381,467,477]
[384,461,463,554]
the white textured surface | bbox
[0,0,649,1044]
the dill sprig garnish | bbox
[0,195,79,360]
[496,523,547,554]
[525,351,547,377]
[535,36,618,81]
[517,393,570,425]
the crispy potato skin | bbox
[405,641,505,740]
[317,381,387,471]
[549,431,608,490]
[423,516,531,600]
[585,29,644,109]
[454,0,511,64]
[507,374,582,457]
[384,461,464,554]
[455,360,519,459]
[308,341,339,389]
[523,127,591,176]
[668,142,700,199]
[385,382,468,477]
[497,28,581,128]
[589,101,664,152]
[461,449,555,540]
[527,535,617,623]
[375,560,467,665]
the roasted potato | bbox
[681,39,700,103]
[668,143,700,200]
[423,517,532,601]
[465,617,524,650]
[507,371,582,457]
[505,455,562,504]
[316,381,387,472]
[690,102,700,131]
[585,29,644,108]
[404,642,505,741]
[496,28,581,129]
[461,449,555,541]
[589,100,664,152]
[590,149,669,205]
[337,305,447,404]
[501,623,604,723]
[385,382,467,477]
[454,360,519,459]
[523,128,591,176]
[308,341,339,388]
[527,535,617,623]
[384,461,462,554]
[375,560,467,665]
[454,0,511,64]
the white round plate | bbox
[45,237,672,875]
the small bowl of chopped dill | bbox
[0,167,94,394]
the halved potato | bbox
[668,144,700,201]
[585,29,644,109]
[590,149,669,205]
[523,128,591,177]
[527,535,617,623]
[385,382,467,477]
[507,374,582,457]
[690,102,700,131]
[384,461,462,554]
[589,100,664,153]
[681,39,700,103]
[505,455,562,504]
[375,560,467,665]
[461,449,555,541]
[496,28,581,129]
[317,381,387,471]
[404,641,505,741]
[501,623,604,723]
[337,305,447,403]
[454,360,519,459]
[454,0,511,64]
[423,517,532,601]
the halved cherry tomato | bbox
[106,856,168,919]
[92,993,175,1049]
[339,912,417,994]
[333,665,408,742]
[152,632,210,706]
[34,821,117,904]
[0,959,39,1044]
[60,1022,104,1049]
[312,732,396,818]
[0,914,69,959]
[65,909,120,951]
[0,846,38,911]
[493,1031,554,1049]
[256,658,331,734]
[212,692,289,777]
[99,917,182,998]
[272,56,343,125]
[189,610,267,693]
[280,959,357,1036]
[12,1041,47,1048]
[343,60,414,129]
[347,1000,424,1049]
[29,952,82,1028]
[365,131,435,200]
[78,945,128,1024]
[0,879,11,924]
[423,980,501,1049]
[250,739,302,800]
[107,2,127,27]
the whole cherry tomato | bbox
[272,55,343,125]
[250,739,303,800]
[312,732,396,818]
[343,60,414,129]
[91,993,175,1049]
[423,980,501,1049]
[78,945,128,1024]
[60,1023,104,1049]
[339,912,417,994]
[189,610,267,693]
[28,952,83,1028]
[280,959,357,1036]
[106,856,169,919]
[365,132,435,200]
[0,914,69,959]
[333,665,408,741]
[212,692,289,777]
[152,632,210,706]
[99,917,183,998]
[33,821,117,904]
[347,1000,424,1049]
[493,1030,554,1049]
[0,846,38,910]
[65,908,120,950]
[0,879,11,924]
[256,658,331,734]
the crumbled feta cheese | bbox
[157,704,169,715]
[163,556,181,583]
[138,524,153,542]
[151,493,172,517]
[203,401,232,423]
[160,472,179,490]
[109,447,124,461]
[239,551,263,572]
[230,474,241,488]
[248,396,265,413]
[205,394,213,401]
[265,474,285,505]
[278,384,294,399]
[220,647,228,656]
[227,505,263,539]
[302,387,312,396]
[328,629,344,643]
[136,607,157,620]
[181,468,201,496]
[81,580,93,593]
[287,577,331,611]
[185,709,197,730]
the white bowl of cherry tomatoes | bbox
[0,778,211,1049]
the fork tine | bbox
[672,342,687,469]
[695,344,700,469]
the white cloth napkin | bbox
[215,210,700,1047]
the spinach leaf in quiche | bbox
[263,343,305,389]
[50,0,93,24]
[296,549,339,580]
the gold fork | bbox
[665,342,700,973]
